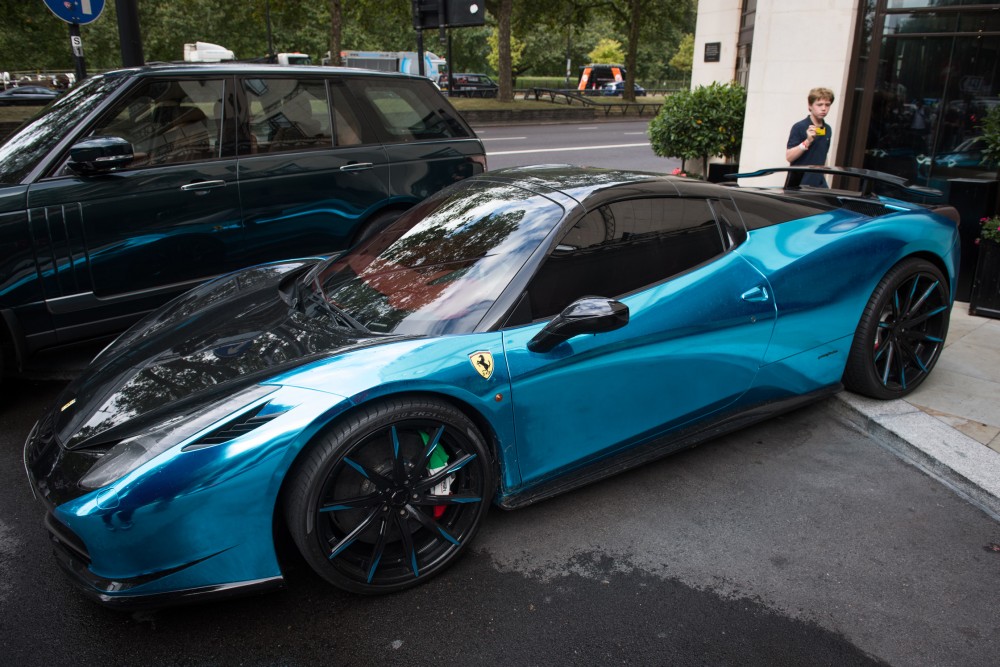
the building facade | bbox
[692,0,1000,196]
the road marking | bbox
[576,126,599,130]
[481,136,528,141]
[623,132,647,135]
[488,142,649,156]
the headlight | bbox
[79,384,278,490]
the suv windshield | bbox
[0,73,127,184]
[312,181,563,336]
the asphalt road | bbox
[2,378,999,666]
[477,119,678,173]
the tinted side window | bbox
[90,78,226,168]
[347,77,471,142]
[329,82,368,147]
[728,190,828,230]
[526,197,725,320]
[243,78,332,154]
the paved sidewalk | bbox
[831,302,1000,520]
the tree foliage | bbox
[588,39,624,64]
[669,33,694,74]
[648,82,747,175]
[0,0,695,98]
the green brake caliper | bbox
[421,431,452,518]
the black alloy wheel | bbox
[285,397,493,594]
[843,258,950,399]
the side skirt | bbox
[497,384,842,510]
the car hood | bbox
[53,260,400,450]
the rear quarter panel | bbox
[737,207,959,376]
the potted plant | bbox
[648,82,746,179]
[968,106,1000,318]
[970,214,1000,318]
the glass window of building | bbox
[848,1,1000,197]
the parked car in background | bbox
[0,85,61,105]
[24,164,959,608]
[0,63,486,385]
[449,73,498,98]
[601,81,646,97]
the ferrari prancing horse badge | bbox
[469,351,494,380]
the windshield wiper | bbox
[299,273,369,333]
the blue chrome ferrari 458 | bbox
[25,165,960,608]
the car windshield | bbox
[311,181,564,336]
[0,73,127,184]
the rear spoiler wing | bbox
[726,166,943,200]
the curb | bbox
[829,392,1000,521]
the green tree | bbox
[588,38,624,64]
[648,82,747,175]
[669,33,694,81]
[488,29,525,82]
[484,0,514,102]
[599,0,695,100]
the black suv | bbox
[0,64,486,382]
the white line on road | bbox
[623,132,647,135]
[488,142,649,156]
[481,136,528,141]
[576,126,599,130]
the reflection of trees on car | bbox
[323,187,529,333]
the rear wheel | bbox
[843,258,950,399]
[284,397,493,594]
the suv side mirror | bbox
[527,297,629,353]
[68,136,134,175]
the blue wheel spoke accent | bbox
[366,516,389,583]
[417,425,446,470]
[390,425,406,484]
[406,505,461,546]
[320,494,380,512]
[328,506,381,560]
[415,453,477,491]
[343,456,393,491]
[902,304,947,328]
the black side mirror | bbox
[68,136,134,175]
[527,297,629,353]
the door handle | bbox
[181,180,227,194]
[339,162,374,172]
[741,285,770,303]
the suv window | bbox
[0,74,127,184]
[348,77,471,142]
[244,78,332,154]
[89,78,226,168]
[526,197,725,320]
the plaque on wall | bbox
[704,42,721,63]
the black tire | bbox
[843,258,950,399]
[284,396,494,594]
[352,210,401,245]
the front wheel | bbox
[843,258,950,399]
[284,397,494,594]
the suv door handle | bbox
[741,285,770,303]
[181,180,227,194]
[340,162,374,172]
